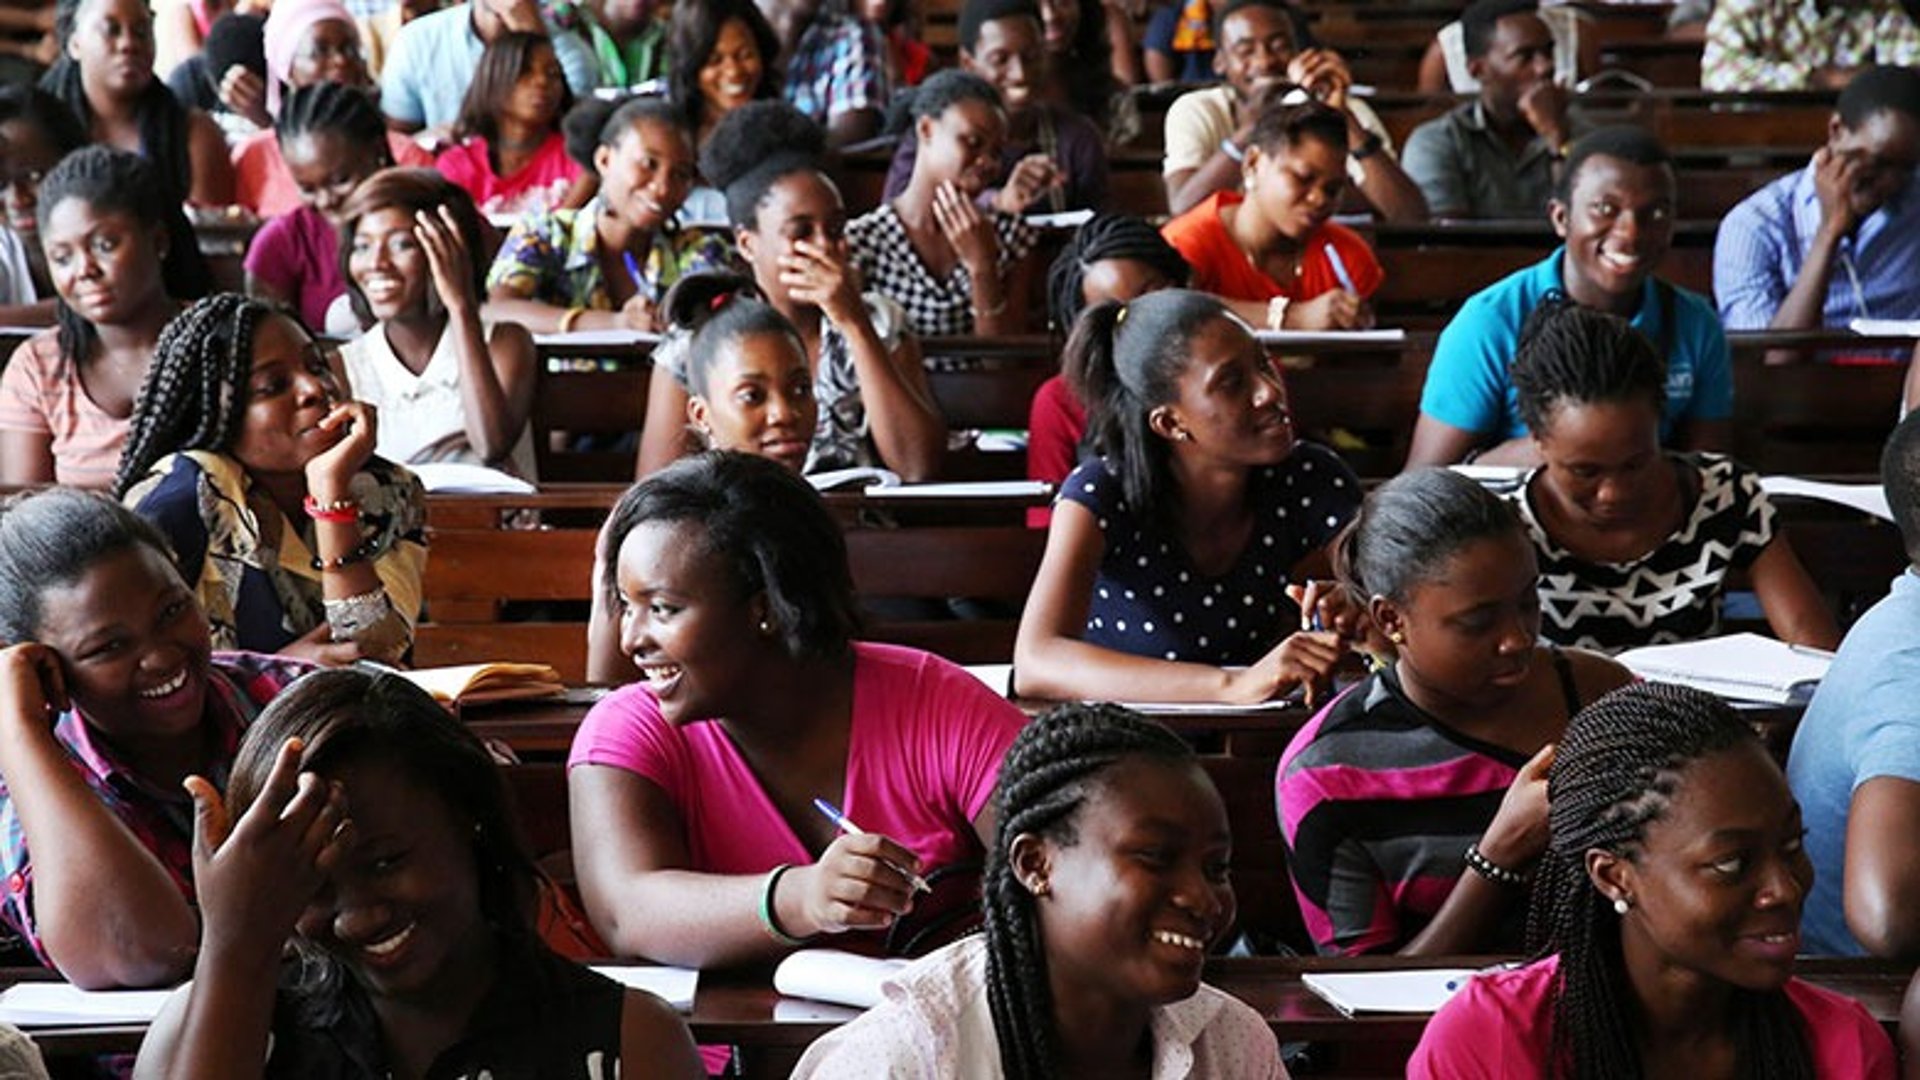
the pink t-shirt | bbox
[0,331,129,488]
[231,129,435,219]
[243,205,347,334]
[435,132,581,217]
[1408,955,1897,1079]
[568,642,1026,950]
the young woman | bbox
[229,0,434,218]
[638,100,944,482]
[336,168,538,477]
[583,275,821,683]
[116,294,427,667]
[1161,100,1381,332]
[487,95,731,334]
[568,451,1028,971]
[882,0,1109,215]
[1507,298,1840,653]
[435,31,586,217]
[1028,212,1191,525]
[243,83,393,337]
[1410,682,1896,1078]
[0,85,88,306]
[0,148,183,488]
[847,69,1037,337]
[794,704,1285,1078]
[0,488,311,988]
[1036,0,1128,136]
[42,0,233,207]
[1277,468,1631,956]
[667,0,779,152]
[1012,290,1360,705]
[134,668,704,1079]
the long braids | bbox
[1529,682,1815,1080]
[1044,213,1191,335]
[113,294,271,499]
[983,703,1194,1079]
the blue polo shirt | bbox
[380,4,598,129]
[1715,161,1920,330]
[1419,249,1734,442]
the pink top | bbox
[568,642,1026,951]
[231,129,434,218]
[243,204,347,333]
[435,133,581,218]
[0,331,129,488]
[1408,955,1897,1079]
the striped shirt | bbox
[1276,660,1574,956]
[0,331,129,489]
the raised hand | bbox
[302,400,378,498]
[779,237,864,326]
[992,154,1064,216]
[413,205,479,316]
[0,643,68,732]
[932,180,1000,274]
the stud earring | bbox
[1613,897,1631,916]
[1029,878,1051,898]
[1387,630,1405,644]
[758,619,773,634]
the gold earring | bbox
[1388,630,1405,644]
[1029,878,1050,898]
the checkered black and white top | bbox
[846,203,1037,337]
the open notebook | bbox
[1617,633,1832,705]
[772,950,910,1010]
[399,663,566,706]
[1300,968,1479,1017]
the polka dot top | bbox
[1059,443,1362,666]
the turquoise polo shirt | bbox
[1418,248,1733,441]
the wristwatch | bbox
[1350,131,1384,161]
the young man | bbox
[1159,0,1426,222]
[1402,0,1582,219]
[380,0,597,133]
[1714,66,1920,335]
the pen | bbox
[812,798,932,895]
[622,250,655,303]
[1324,243,1358,296]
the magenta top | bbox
[435,132,581,217]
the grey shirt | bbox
[1401,100,1581,220]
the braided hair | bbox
[1510,295,1667,437]
[276,80,388,156]
[698,99,828,231]
[1528,682,1815,1080]
[35,146,180,376]
[43,0,194,204]
[1044,213,1191,334]
[113,293,277,499]
[983,703,1195,1080]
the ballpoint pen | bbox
[812,797,932,895]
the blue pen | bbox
[1323,243,1358,296]
[813,798,932,894]
[622,249,656,303]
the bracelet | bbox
[323,587,391,640]
[557,306,586,332]
[1464,843,1530,888]
[1266,296,1290,330]
[977,293,1009,319]
[1219,137,1246,164]
[302,494,360,523]
[310,535,385,572]
[757,864,811,946]
[1350,131,1385,162]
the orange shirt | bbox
[1161,190,1384,304]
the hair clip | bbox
[1115,303,1128,325]
[711,291,731,311]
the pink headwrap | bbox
[263,0,362,117]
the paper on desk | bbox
[1254,329,1407,346]
[589,965,699,1012]
[1760,476,1892,523]
[773,950,909,1010]
[1301,969,1477,1016]
[961,664,1301,713]
[531,329,663,348]
[0,983,173,1026]
[1026,209,1095,229]
[1849,318,1920,336]
[866,480,1053,499]
[1618,632,1831,705]
[407,461,537,495]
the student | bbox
[667,0,779,152]
[1029,213,1190,525]
[487,95,732,334]
[1408,126,1733,468]
[794,704,1285,1078]
[860,0,929,89]
[569,451,1028,969]
[435,31,586,216]
[0,488,311,988]
[336,168,538,477]
[638,101,943,482]
[1715,66,1920,337]
[1402,0,1584,220]
[1035,0,1128,137]
[41,0,234,206]
[0,148,182,488]
[1160,0,1424,222]
[116,294,427,667]
[881,0,1109,215]
[229,0,434,219]
[847,69,1037,337]
[134,668,705,1079]
[1278,468,1630,956]
[1143,0,1215,84]
[1702,0,1920,92]
[1161,100,1382,333]
[1506,298,1839,653]
[0,85,88,306]
[1409,682,1896,1077]
[576,0,671,91]
[1789,408,1920,956]
[1012,289,1359,705]
[769,0,890,147]
[380,0,596,135]
[243,83,393,338]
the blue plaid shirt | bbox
[783,14,889,124]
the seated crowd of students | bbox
[5,0,1920,1074]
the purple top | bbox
[243,205,347,334]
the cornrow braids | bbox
[276,81,388,150]
[35,146,177,377]
[1044,213,1191,334]
[1528,682,1816,1080]
[1510,294,1666,437]
[983,703,1193,1080]
[113,294,274,499]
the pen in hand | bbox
[812,798,932,895]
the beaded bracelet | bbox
[303,494,360,523]
[1464,843,1529,888]
[757,863,812,946]
[310,535,384,572]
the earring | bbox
[1029,878,1051,898]
[1176,429,1193,442]
[758,619,773,634]
[1387,630,1405,644]
[1613,897,1631,916]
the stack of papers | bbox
[406,462,537,495]
[0,983,173,1026]
[1617,633,1833,705]
[772,950,909,1010]
[588,965,699,1012]
[1759,476,1891,523]
[1300,968,1477,1016]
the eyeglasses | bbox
[297,38,364,64]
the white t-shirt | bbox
[337,321,538,479]
[1162,84,1393,189]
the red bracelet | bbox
[303,494,360,523]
